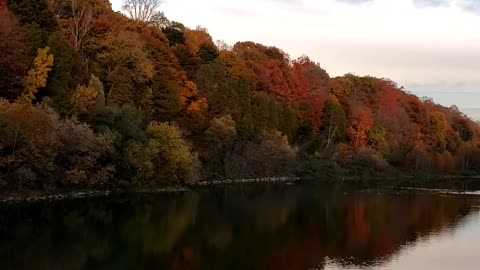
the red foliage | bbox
[348,106,374,148]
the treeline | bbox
[1,0,480,190]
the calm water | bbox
[0,184,479,270]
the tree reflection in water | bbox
[0,184,477,270]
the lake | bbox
[0,183,479,270]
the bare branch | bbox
[69,0,93,52]
[122,0,162,22]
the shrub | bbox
[225,129,297,179]
[0,100,113,189]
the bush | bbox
[296,158,344,180]
[334,146,394,176]
[0,100,113,189]
[225,130,297,179]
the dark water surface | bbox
[0,184,479,270]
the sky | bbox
[110,0,480,119]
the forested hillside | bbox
[1,0,480,190]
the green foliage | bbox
[251,92,280,135]
[296,158,342,179]
[163,27,186,46]
[43,31,81,103]
[225,130,297,179]
[8,0,58,42]
[322,96,347,145]
[201,115,237,178]
[368,125,389,156]
[94,105,146,152]
[278,104,298,141]
[198,43,219,64]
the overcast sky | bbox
[110,0,480,118]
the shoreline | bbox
[1,175,480,204]
[0,177,300,204]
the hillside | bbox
[1,0,480,190]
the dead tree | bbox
[122,0,161,22]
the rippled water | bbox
[0,184,479,270]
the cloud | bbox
[414,0,450,8]
[458,0,480,14]
[413,0,480,14]
[336,0,373,4]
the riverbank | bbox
[0,177,301,204]
[2,175,480,204]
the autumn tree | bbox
[21,47,55,104]
[126,122,200,185]
[94,31,154,106]
[348,106,374,149]
[70,74,105,116]
[2,0,480,187]
[0,6,32,100]
[0,101,112,188]
[426,111,448,152]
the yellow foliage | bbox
[71,75,105,115]
[21,47,54,104]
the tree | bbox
[198,43,219,64]
[122,0,161,22]
[95,31,154,106]
[70,74,105,116]
[149,11,185,30]
[0,101,112,188]
[224,129,297,178]
[126,122,200,185]
[427,111,448,152]
[201,115,237,178]
[368,126,389,156]
[8,0,58,39]
[67,0,93,52]
[0,8,33,100]
[322,96,347,149]
[21,47,54,104]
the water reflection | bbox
[0,184,478,270]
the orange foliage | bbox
[348,106,374,148]
[184,27,214,54]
